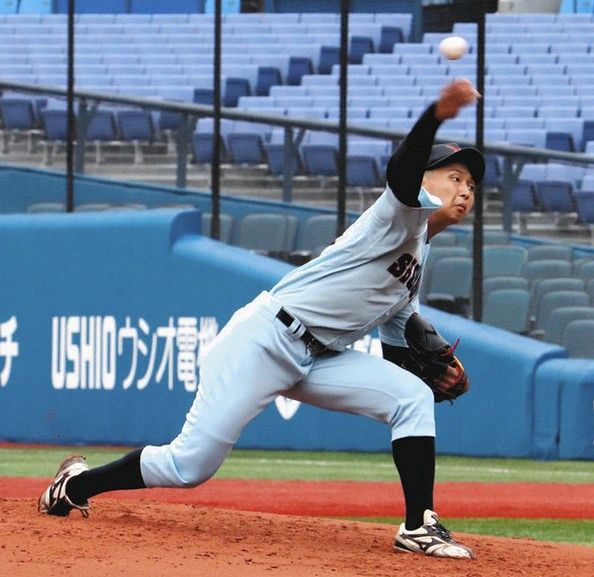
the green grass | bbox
[1,446,594,484]
[347,517,594,547]
[2,445,593,547]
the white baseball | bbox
[438,36,469,60]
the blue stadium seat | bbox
[483,154,502,190]
[226,121,268,166]
[318,45,340,75]
[543,305,594,345]
[511,180,540,213]
[378,25,403,54]
[236,213,296,259]
[523,259,574,288]
[349,36,375,65]
[483,276,529,303]
[289,214,352,265]
[286,56,314,86]
[193,88,214,106]
[116,109,156,163]
[265,140,303,177]
[40,108,67,165]
[346,154,381,188]
[581,120,594,151]
[535,181,576,214]
[545,118,583,151]
[575,191,594,226]
[427,230,457,247]
[224,77,251,107]
[483,245,528,278]
[191,131,227,165]
[527,244,574,263]
[529,276,585,320]
[255,66,282,97]
[562,319,594,359]
[545,131,575,152]
[483,288,530,334]
[201,212,235,244]
[425,256,473,315]
[302,144,337,177]
[459,230,512,248]
[0,97,40,152]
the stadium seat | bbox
[483,245,528,278]
[575,191,594,227]
[0,97,40,153]
[419,246,470,304]
[483,276,530,303]
[255,66,282,97]
[302,144,337,177]
[576,260,594,283]
[529,277,586,322]
[346,154,381,188]
[39,108,68,165]
[289,213,340,264]
[511,180,540,222]
[264,141,303,177]
[562,319,594,358]
[523,259,573,287]
[193,88,214,105]
[85,109,120,163]
[26,202,66,213]
[378,25,403,53]
[425,256,473,316]
[224,77,251,107]
[460,230,512,248]
[286,56,314,86]
[545,131,575,152]
[226,121,269,166]
[526,244,573,262]
[201,212,235,244]
[483,154,502,191]
[116,109,156,164]
[236,213,296,259]
[580,120,594,151]
[428,230,458,247]
[483,288,530,334]
[318,45,340,75]
[191,132,227,165]
[534,181,576,214]
[349,35,374,65]
[542,305,594,344]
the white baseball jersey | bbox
[270,186,439,350]
[139,103,446,489]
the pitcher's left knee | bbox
[390,382,435,440]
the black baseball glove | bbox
[403,313,469,403]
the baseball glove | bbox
[403,313,469,403]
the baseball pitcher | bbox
[39,79,483,560]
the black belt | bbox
[276,308,327,356]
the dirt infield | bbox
[1,478,593,577]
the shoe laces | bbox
[431,521,453,541]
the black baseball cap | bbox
[426,143,485,184]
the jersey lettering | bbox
[387,254,413,278]
[388,253,421,300]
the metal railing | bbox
[1,78,594,235]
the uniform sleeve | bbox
[385,103,443,207]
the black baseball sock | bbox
[391,436,435,531]
[66,448,146,505]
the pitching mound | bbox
[1,499,593,577]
